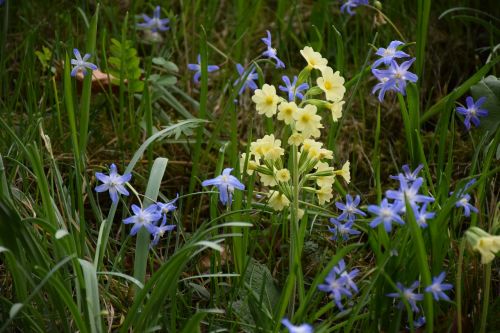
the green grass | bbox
[0,0,499,332]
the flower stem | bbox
[288,144,301,315]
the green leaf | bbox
[133,157,169,286]
[9,303,23,319]
[107,37,144,92]
[78,259,103,333]
[180,312,208,333]
[152,57,179,72]
[470,75,500,133]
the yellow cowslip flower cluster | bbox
[465,227,500,264]
[240,46,350,212]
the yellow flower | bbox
[277,101,298,124]
[317,67,346,102]
[259,171,277,187]
[301,139,323,160]
[268,191,290,211]
[474,236,500,264]
[315,161,335,188]
[276,168,291,182]
[300,46,328,70]
[252,84,280,117]
[328,100,345,122]
[239,153,259,175]
[294,104,323,138]
[288,132,305,146]
[250,134,284,161]
[316,185,333,205]
[289,208,305,220]
[302,139,323,151]
[335,161,350,183]
[318,148,333,160]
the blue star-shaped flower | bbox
[455,193,478,217]
[335,194,367,221]
[425,272,453,301]
[389,164,424,185]
[279,75,309,101]
[386,176,434,211]
[156,194,179,216]
[367,198,405,233]
[149,215,176,247]
[137,6,170,32]
[281,318,313,333]
[456,96,488,130]
[95,163,131,203]
[450,180,478,217]
[386,281,423,313]
[187,54,220,83]
[372,58,418,101]
[340,0,369,16]
[412,203,435,228]
[318,268,351,310]
[202,168,245,206]
[123,204,162,236]
[261,30,285,69]
[234,63,258,95]
[372,40,410,68]
[333,259,360,293]
[328,218,361,241]
[70,48,98,77]
[371,76,398,102]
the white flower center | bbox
[383,49,395,57]
[380,208,393,220]
[330,280,340,289]
[394,70,404,79]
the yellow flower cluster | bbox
[300,46,346,122]
[240,46,349,212]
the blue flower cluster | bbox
[318,259,359,310]
[94,164,177,247]
[387,272,453,322]
[233,30,286,100]
[367,164,435,233]
[122,197,177,247]
[328,194,364,241]
[186,30,285,91]
[371,40,418,102]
